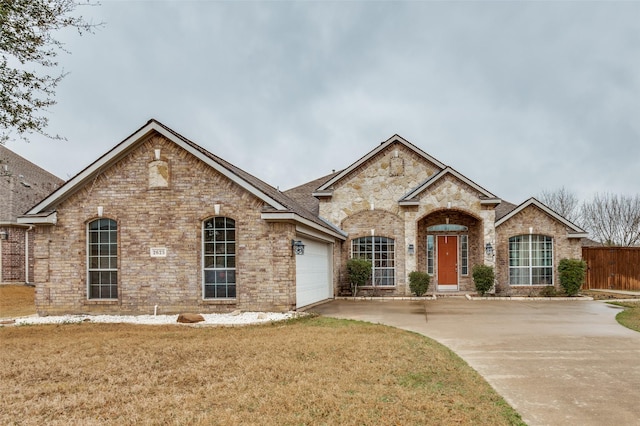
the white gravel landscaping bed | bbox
[9,311,300,326]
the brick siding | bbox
[495,205,582,296]
[32,135,298,315]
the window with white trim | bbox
[509,235,553,285]
[203,217,236,298]
[427,235,435,275]
[460,235,468,275]
[87,218,118,299]
[351,236,395,286]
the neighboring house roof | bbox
[0,145,64,223]
[581,238,603,247]
[18,119,345,240]
[495,197,588,238]
[315,134,446,194]
[398,166,500,206]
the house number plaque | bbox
[150,247,167,257]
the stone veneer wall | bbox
[495,205,582,296]
[320,144,497,295]
[341,210,406,295]
[416,209,483,292]
[32,135,298,315]
[319,143,442,224]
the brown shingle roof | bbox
[494,199,518,222]
[284,171,341,216]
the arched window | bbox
[87,218,118,299]
[203,217,236,299]
[509,235,553,285]
[351,236,395,286]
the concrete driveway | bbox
[310,299,640,426]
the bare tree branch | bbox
[581,193,640,246]
[538,186,580,224]
[0,0,101,143]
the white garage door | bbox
[295,237,332,309]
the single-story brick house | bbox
[1,145,64,284]
[19,120,587,315]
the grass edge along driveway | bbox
[611,301,640,332]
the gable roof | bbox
[398,166,500,205]
[495,197,587,238]
[0,145,64,223]
[315,134,446,194]
[18,119,345,240]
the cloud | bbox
[5,1,639,204]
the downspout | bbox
[0,231,3,283]
[25,226,34,285]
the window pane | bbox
[427,235,434,275]
[509,235,553,285]
[460,235,468,276]
[202,217,236,299]
[88,219,118,299]
[351,236,395,286]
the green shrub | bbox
[408,271,431,296]
[347,258,372,297]
[558,258,587,296]
[472,264,495,296]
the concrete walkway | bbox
[310,299,640,426]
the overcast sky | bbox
[6,1,640,204]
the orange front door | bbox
[437,236,458,285]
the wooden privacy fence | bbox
[582,247,640,291]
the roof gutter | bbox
[261,211,347,240]
[17,211,58,225]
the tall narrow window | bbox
[460,235,468,276]
[426,235,435,275]
[87,218,118,299]
[509,235,553,285]
[351,236,395,286]
[203,217,236,298]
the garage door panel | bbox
[295,237,331,309]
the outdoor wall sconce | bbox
[97,206,104,217]
[408,244,415,255]
[0,231,7,240]
[292,240,305,255]
[214,204,221,215]
[485,242,494,257]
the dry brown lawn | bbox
[0,285,523,425]
[580,289,640,300]
[0,285,36,318]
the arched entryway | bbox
[417,209,482,292]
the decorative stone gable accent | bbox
[389,150,404,177]
[148,148,169,189]
[319,144,441,226]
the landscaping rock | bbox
[229,310,242,316]
[177,313,205,323]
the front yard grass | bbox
[0,317,524,425]
[610,301,640,333]
[0,285,36,318]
